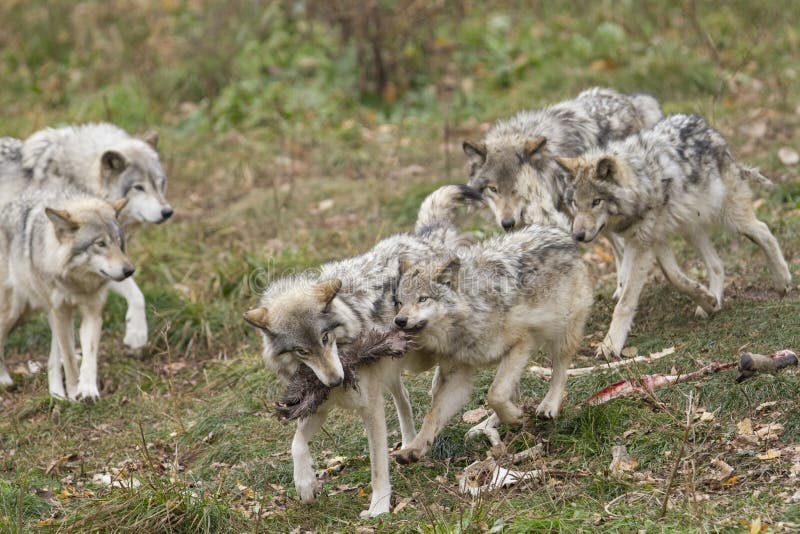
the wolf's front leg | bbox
[49,308,80,400]
[599,246,654,359]
[292,411,327,502]
[487,340,534,424]
[109,277,147,353]
[47,335,66,399]
[394,363,475,464]
[359,386,391,518]
[76,302,104,401]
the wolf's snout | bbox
[501,218,516,231]
[122,264,136,279]
[328,376,344,387]
[573,230,586,242]
[394,315,408,328]
[161,206,174,220]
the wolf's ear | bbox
[555,156,580,178]
[243,307,270,331]
[110,198,129,216]
[523,137,547,162]
[140,130,159,150]
[435,257,461,289]
[45,207,80,237]
[314,279,342,307]
[101,150,127,180]
[595,157,617,183]
[463,140,487,164]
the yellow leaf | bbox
[749,517,761,534]
[756,449,781,460]
[737,418,754,436]
[37,518,54,526]
[724,476,738,485]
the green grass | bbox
[1,1,800,532]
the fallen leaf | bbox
[749,517,761,534]
[737,418,754,436]
[710,458,734,482]
[756,401,778,412]
[393,495,415,514]
[778,147,799,166]
[609,445,638,476]
[754,423,784,441]
[462,407,490,424]
[621,346,638,358]
[757,449,781,460]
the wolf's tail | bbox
[629,92,663,128]
[415,184,483,235]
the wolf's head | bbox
[556,154,628,242]
[100,132,173,226]
[46,197,135,282]
[244,279,346,387]
[463,137,559,232]
[393,257,460,336]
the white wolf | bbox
[0,189,133,400]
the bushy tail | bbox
[629,92,663,128]
[415,184,483,235]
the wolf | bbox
[244,185,481,517]
[0,188,133,400]
[390,225,593,464]
[555,113,792,359]
[463,87,662,297]
[0,123,172,353]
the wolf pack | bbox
[0,88,792,519]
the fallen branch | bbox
[529,346,675,379]
[586,349,797,405]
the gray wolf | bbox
[390,225,593,464]
[556,113,792,359]
[245,185,480,517]
[463,87,661,296]
[0,189,133,400]
[0,123,172,353]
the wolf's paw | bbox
[694,306,709,319]
[595,341,619,360]
[49,382,67,400]
[296,479,320,503]
[393,447,422,465]
[360,502,390,519]
[775,277,793,295]
[0,370,13,387]
[75,382,100,402]
[123,326,148,352]
[535,398,561,420]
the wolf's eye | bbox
[394,300,402,308]
[133,185,145,192]
[296,348,310,357]
[96,240,107,248]
[321,332,330,344]
[592,198,602,207]
[487,186,498,194]
[418,296,429,303]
